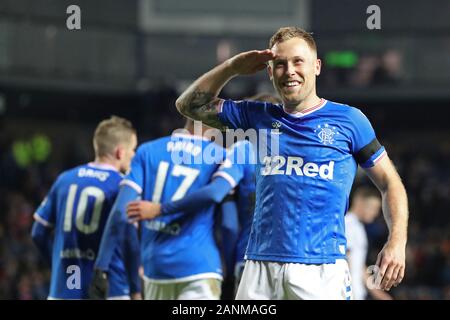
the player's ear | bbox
[115,144,125,160]
[315,58,322,76]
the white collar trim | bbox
[88,162,119,172]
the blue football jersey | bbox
[218,99,386,264]
[34,163,131,299]
[122,133,226,281]
[213,140,256,265]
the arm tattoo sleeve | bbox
[178,89,227,131]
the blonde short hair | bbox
[93,116,136,157]
[269,26,317,53]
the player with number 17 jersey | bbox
[122,133,225,283]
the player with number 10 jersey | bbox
[32,116,139,299]
[34,164,133,299]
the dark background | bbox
[0,0,449,299]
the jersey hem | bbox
[143,272,223,284]
[245,253,346,264]
[212,171,237,188]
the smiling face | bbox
[268,37,321,110]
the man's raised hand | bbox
[227,49,275,75]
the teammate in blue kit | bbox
[127,138,256,295]
[31,116,141,300]
[94,119,228,300]
[175,27,409,299]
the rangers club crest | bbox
[315,124,338,145]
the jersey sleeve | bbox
[219,199,239,276]
[34,177,60,228]
[120,146,146,194]
[122,222,141,294]
[217,99,264,130]
[212,143,247,188]
[95,184,140,271]
[348,107,387,168]
[161,177,233,215]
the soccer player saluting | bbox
[31,116,141,299]
[175,26,409,299]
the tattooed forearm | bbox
[196,99,227,131]
[183,89,215,111]
[176,60,237,130]
[176,88,227,130]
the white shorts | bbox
[143,277,222,300]
[235,259,353,300]
[107,295,131,300]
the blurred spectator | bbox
[372,49,404,86]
